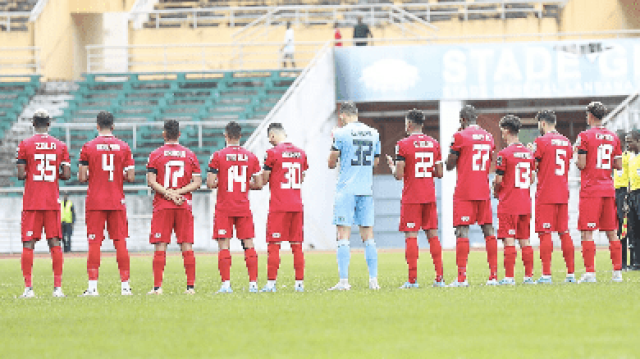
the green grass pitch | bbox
[1,249,639,358]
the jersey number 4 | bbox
[33,154,56,182]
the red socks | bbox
[405,237,419,284]
[504,245,517,278]
[428,237,443,280]
[539,233,553,276]
[582,241,596,273]
[218,249,231,282]
[182,250,196,286]
[21,247,33,288]
[267,243,281,281]
[485,235,498,280]
[244,248,258,282]
[522,245,534,278]
[456,238,469,282]
[610,240,622,271]
[50,245,63,288]
[87,242,101,281]
[560,232,575,274]
[292,244,305,281]
[153,251,166,288]
[113,240,130,282]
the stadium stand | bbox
[0,0,38,31]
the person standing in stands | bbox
[334,23,343,47]
[282,22,296,68]
[353,16,373,47]
[60,192,75,253]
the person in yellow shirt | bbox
[615,131,631,270]
[60,192,75,253]
[625,131,640,270]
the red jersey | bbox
[450,125,495,201]
[576,126,622,198]
[147,143,201,210]
[264,142,309,212]
[533,132,573,204]
[16,134,70,211]
[396,133,441,204]
[495,143,534,215]
[335,29,343,47]
[79,135,135,211]
[208,145,260,216]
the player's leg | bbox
[149,209,172,294]
[107,210,131,295]
[356,196,378,290]
[578,197,599,283]
[535,204,554,283]
[399,203,420,288]
[236,215,258,292]
[424,202,444,286]
[498,214,516,286]
[44,210,64,297]
[478,200,498,283]
[19,211,37,297]
[290,211,305,292]
[264,212,283,292]
[214,213,233,293]
[553,203,575,282]
[84,210,106,295]
[601,197,623,282]
[177,209,196,294]
[451,199,472,286]
[517,214,534,284]
[330,192,354,291]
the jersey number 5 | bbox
[472,144,491,171]
[555,149,567,176]
[33,154,56,182]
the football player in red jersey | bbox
[16,109,71,298]
[387,109,444,288]
[78,111,135,296]
[445,105,498,287]
[207,121,261,293]
[492,115,536,285]
[528,110,575,284]
[146,120,202,295]
[254,123,308,293]
[575,102,623,283]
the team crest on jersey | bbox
[407,223,415,229]
[219,229,227,235]
[26,231,33,236]
[272,233,281,238]
[543,223,551,229]
[461,216,470,222]
[154,233,161,238]
[587,223,596,229]
[508,229,516,235]
[88,234,96,240]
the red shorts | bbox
[267,211,303,243]
[578,196,617,232]
[497,213,531,239]
[399,202,438,231]
[213,212,254,240]
[21,210,61,242]
[453,199,493,227]
[535,203,569,233]
[86,210,129,243]
[150,208,194,244]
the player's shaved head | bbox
[32,108,51,128]
[460,105,477,123]
[535,110,556,125]
[225,121,242,140]
[97,111,114,130]
[267,122,286,135]
[340,101,358,116]
[164,120,180,140]
[406,109,425,125]
[587,102,607,120]
[499,115,521,135]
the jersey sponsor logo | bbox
[226,153,249,162]
[587,223,596,229]
[164,150,186,157]
[543,223,551,229]
[97,144,121,151]
[35,142,56,150]
[272,233,281,238]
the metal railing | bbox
[0,47,40,75]
[86,41,325,73]
[0,11,30,32]
[604,93,640,132]
[129,1,567,29]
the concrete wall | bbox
[33,0,74,81]
[72,14,103,79]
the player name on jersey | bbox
[226,153,250,161]
[96,144,121,151]
[35,142,57,150]
[164,150,186,157]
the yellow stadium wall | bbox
[69,0,131,13]
[560,0,626,32]
[0,28,33,48]
[72,14,103,79]
[33,0,74,81]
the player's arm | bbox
[78,164,89,183]
[386,154,404,180]
[60,163,71,181]
[257,170,270,189]
[328,150,340,169]
[175,174,202,195]
[373,155,380,167]
[613,156,623,171]
[250,172,263,190]
[445,152,458,171]
[147,171,182,204]
[576,152,587,170]
[16,163,26,180]
[575,134,587,170]
[206,171,218,189]
[492,174,503,199]
[125,167,135,183]
[434,162,443,178]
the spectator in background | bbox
[625,131,640,270]
[334,23,342,47]
[615,130,631,270]
[60,192,75,253]
[353,16,373,46]
[282,22,296,68]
